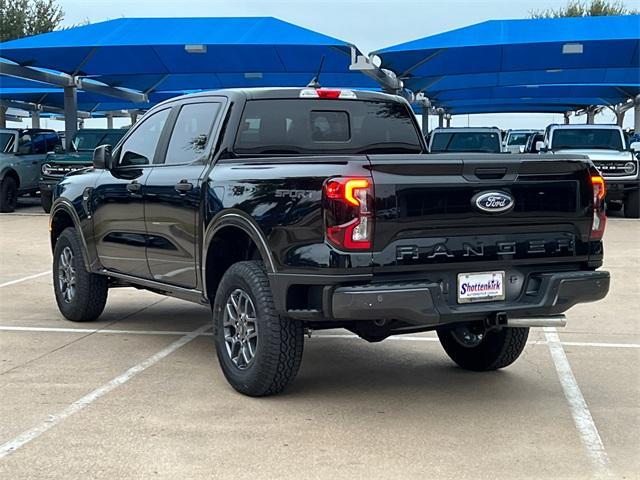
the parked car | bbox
[0,128,61,212]
[50,88,609,396]
[504,129,539,154]
[524,132,545,153]
[428,127,504,153]
[39,128,128,212]
[538,124,640,217]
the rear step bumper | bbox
[330,270,610,327]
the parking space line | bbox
[0,323,210,460]
[0,271,51,288]
[1,327,639,350]
[544,327,613,479]
[0,325,214,336]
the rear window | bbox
[430,131,502,153]
[507,133,531,146]
[234,99,423,155]
[551,128,624,151]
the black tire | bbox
[437,325,529,371]
[212,261,304,396]
[624,190,639,219]
[0,176,18,213]
[53,227,108,322]
[41,191,53,213]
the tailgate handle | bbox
[474,167,507,180]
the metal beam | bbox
[106,113,114,129]
[31,109,41,128]
[0,62,147,102]
[64,86,78,152]
[349,46,405,96]
[80,80,147,103]
[0,106,6,128]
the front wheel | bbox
[212,261,304,396]
[437,324,529,371]
[0,176,18,213]
[53,227,108,322]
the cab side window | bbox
[164,103,221,165]
[119,109,170,167]
[17,133,34,154]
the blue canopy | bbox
[0,17,377,92]
[375,15,640,101]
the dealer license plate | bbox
[457,271,505,304]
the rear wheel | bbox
[0,176,18,213]
[437,324,529,371]
[53,227,108,322]
[212,261,304,396]
[624,190,639,218]
[41,191,53,213]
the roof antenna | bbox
[306,55,325,89]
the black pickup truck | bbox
[49,88,610,396]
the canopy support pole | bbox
[635,96,640,133]
[64,85,78,152]
[31,109,41,128]
[586,107,596,124]
[106,113,114,129]
[130,111,138,125]
[445,114,451,128]
[438,110,444,128]
[0,106,6,129]
[564,112,570,124]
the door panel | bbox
[144,164,206,287]
[144,101,223,288]
[92,168,152,277]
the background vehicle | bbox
[49,88,609,396]
[538,124,640,217]
[428,127,503,153]
[39,128,128,212]
[504,129,538,153]
[0,128,61,212]
[524,131,545,153]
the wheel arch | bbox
[202,212,276,303]
[50,201,92,271]
[1,168,20,189]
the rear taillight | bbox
[323,177,373,250]
[590,174,606,240]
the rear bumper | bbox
[329,270,609,327]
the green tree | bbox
[531,0,639,18]
[0,0,64,42]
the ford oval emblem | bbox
[472,191,515,214]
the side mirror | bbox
[93,144,113,170]
[535,141,546,152]
[630,141,640,152]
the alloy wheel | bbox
[223,288,258,370]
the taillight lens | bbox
[590,174,606,240]
[323,177,373,250]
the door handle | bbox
[126,181,142,193]
[175,180,193,193]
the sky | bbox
[9,0,640,131]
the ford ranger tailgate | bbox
[367,154,595,274]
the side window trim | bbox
[155,99,226,166]
[113,106,173,169]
